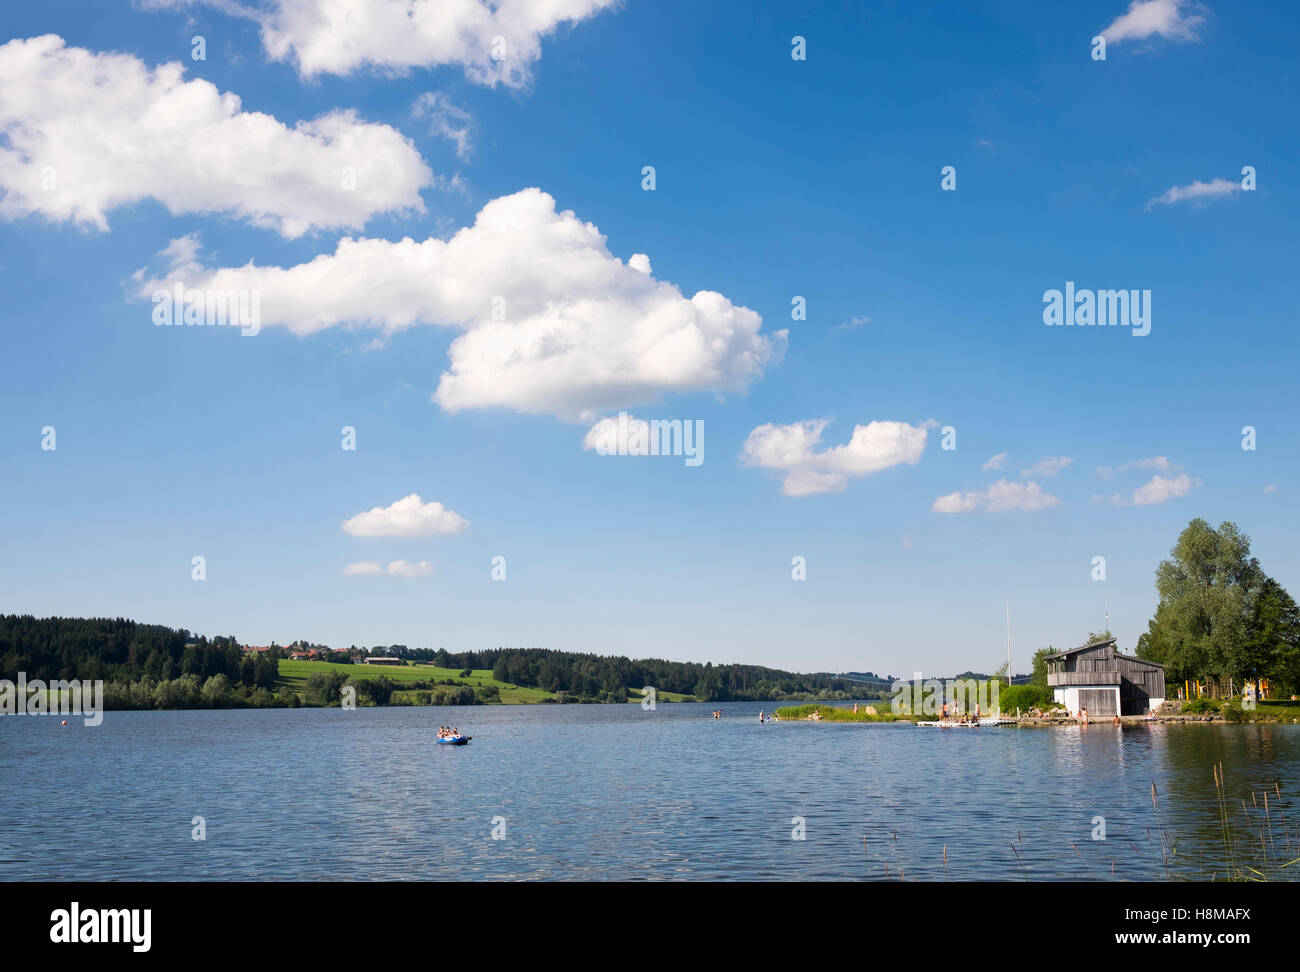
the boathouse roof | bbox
[1045,637,1164,667]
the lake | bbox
[2,702,1297,880]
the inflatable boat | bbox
[436,736,471,745]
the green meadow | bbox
[274,659,697,705]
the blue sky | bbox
[1,0,1295,676]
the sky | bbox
[1,0,1296,677]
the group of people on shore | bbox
[939,701,979,725]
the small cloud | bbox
[741,419,928,496]
[901,535,914,550]
[1101,0,1207,45]
[836,315,871,331]
[341,494,469,538]
[386,560,434,578]
[981,452,1007,471]
[1020,456,1072,478]
[412,93,476,160]
[932,479,1060,514]
[1132,472,1198,506]
[1096,456,1176,479]
[344,560,434,577]
[1264,484,1278,494]
[1146,178,1239,211]
[975,138,993,149]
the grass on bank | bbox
[1181,697,1300,723]
[774,703,906,723]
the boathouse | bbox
[1045,638,1165,716]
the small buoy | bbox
[61,720,68,726]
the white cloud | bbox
[385,559,434,577]
[344,559,434,577]
[981,452,1007,471]
[741,419,927,497]
[142,0,618,86]
[932,479,1060,514]
[1020,456,1072,478]
[413,92,475,160]
[1095,456,1176,479]
[0,35,432,237]
[836,315,870,331]
[1132,473,1196,506]
[137,188,785,422]
[1264,484,1278,494]
[1101,0,1206,45]
[1146,178,1240,210]
[341,494,469,537]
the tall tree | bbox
[1143,519,1261,685]
[1030,647,1054,688]
[1242,576,1300,695]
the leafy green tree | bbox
[1030,647,1053,688]
[1243,576,1300,695]
[200,673,233,708]
[1141,519,1261,686]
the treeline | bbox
[0,615,279,708]
[301,672,488,707]
[481,649,868,702]
[103,673,296,710]
[1136,519,1300,695]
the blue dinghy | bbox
[436,736,470,745]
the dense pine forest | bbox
[0,615,283,709]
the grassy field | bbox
[276,659,547,704]
[275,659,697,705]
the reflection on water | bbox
[1,702,1296,880]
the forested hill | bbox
[0,614,273,688]
[483,648,872,702]
[0,614,878,703]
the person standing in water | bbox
[758,710,765,723]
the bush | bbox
[1183,698,1218,714]
[306,671,346,706]
[358,674,396,706]
[998,684,1058,713]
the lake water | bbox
[3,702,1297,880]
